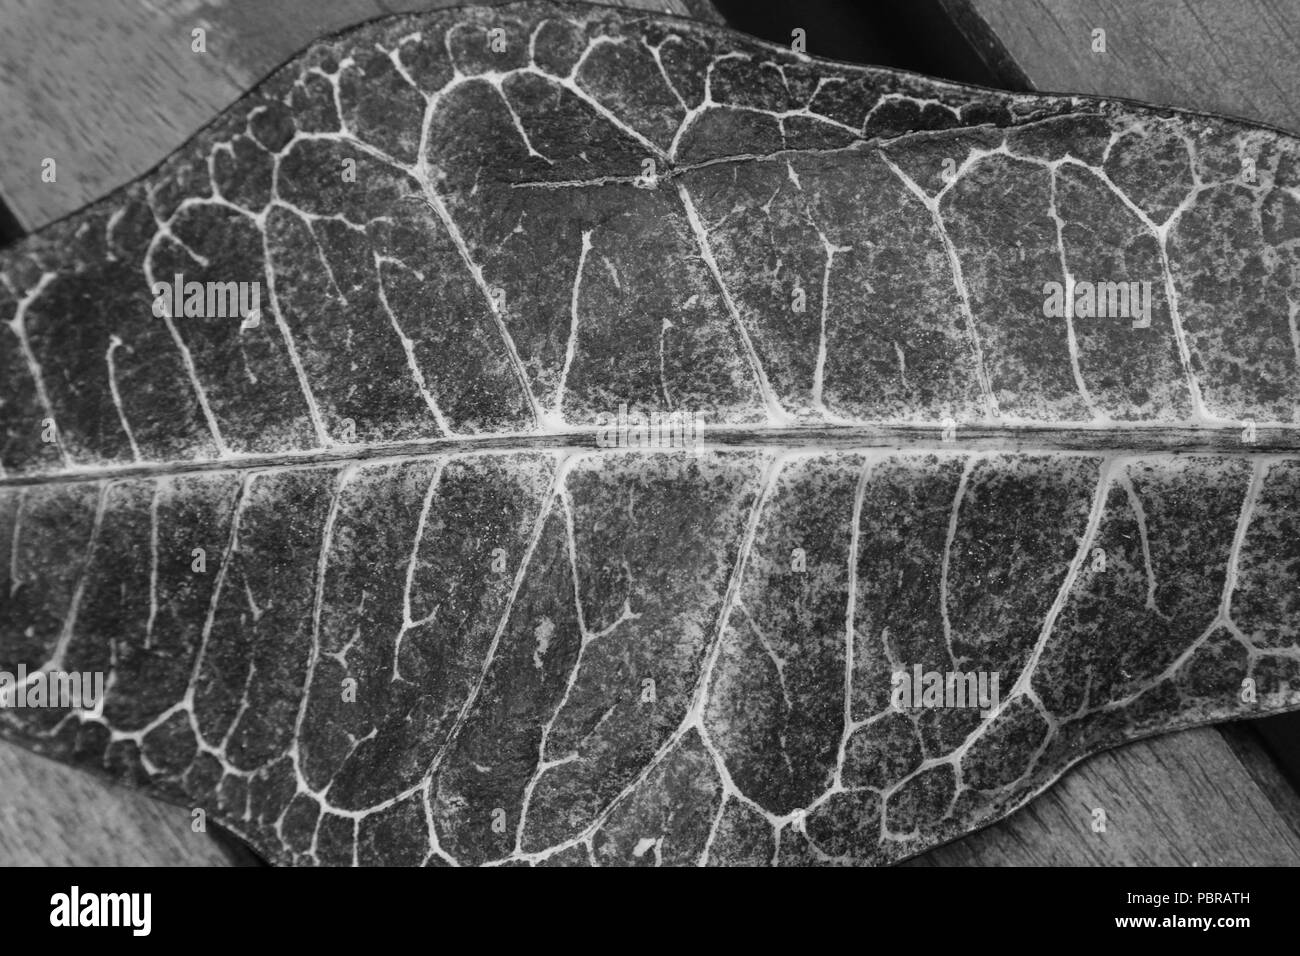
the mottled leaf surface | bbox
[1,1,1299,866]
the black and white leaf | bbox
[1,1,1298,865]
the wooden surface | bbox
[0,0,715,232]
[913,725,1300,865]
[941,0,1300,132]
[0,0,1297,866]
[0,744,231,866]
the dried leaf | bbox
[1,2,1298,866]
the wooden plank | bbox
[0,0,714,232]
[938,0,1300,133]
[911,726,1300,865]
[0,742,232,866]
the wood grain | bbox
[939,0,1300,133]
[0,0,714,232]
[0,742,232,866]
[912,726,1300,865]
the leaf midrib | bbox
[4,421,1297,488]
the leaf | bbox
[1,1,1298,866]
